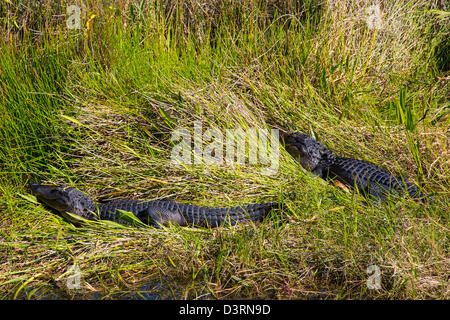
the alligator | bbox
[30,183,281,228]
[280,131,423,201]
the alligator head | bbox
[280,131,335,177]
[30,183,97,223]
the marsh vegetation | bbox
[0,0,448,299]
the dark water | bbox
[94,279,181,300]
[15,277,182,300]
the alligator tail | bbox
[179,202,284,227]
[406,183,425,200]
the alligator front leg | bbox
[137,203,187,228]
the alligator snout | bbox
[30,183,67,201]
[30,183,55,199]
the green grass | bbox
[0,0,448,299]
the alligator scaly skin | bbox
[280,132,423,201]
[327,156,421,199]
[30,183,280,227]
[96,198,280,227]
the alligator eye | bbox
[299,145,308,155]
[286,145,300,156]
[52,189,64,197]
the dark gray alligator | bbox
[30,183,281,228]
[280,132,423,201]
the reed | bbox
[0,0,448,299]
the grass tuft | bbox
[0,0,448,299]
